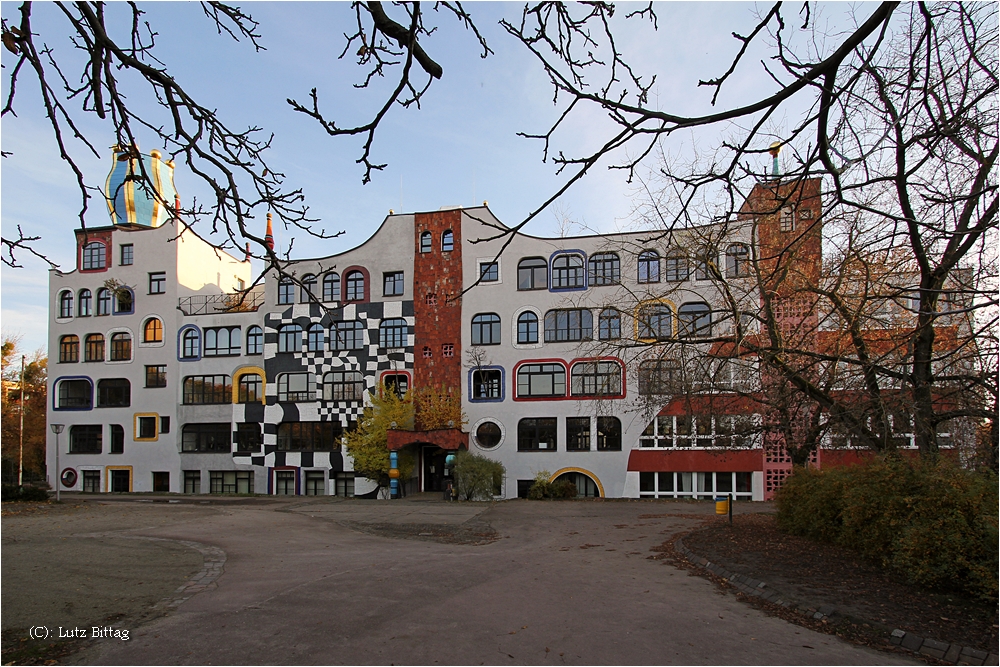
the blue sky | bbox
[1,2,855,353]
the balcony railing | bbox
[178,288,264,316]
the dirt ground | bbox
[676,512,999,654]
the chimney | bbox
[265,212,274,251]
[244,242,252,263]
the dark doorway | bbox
[152,471,170,492]
[110,469,130,493]
[422,447,447,493]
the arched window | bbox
[516,311,539,344]
[97,378,131,407]
[664,252,689,282]
[571,361,622,396]
[419,231,432,253]
[517,257,547,290]
[85,334,105,362]
[114,288,133,314]
[78,289,92,316]
[58,290,74,318]
[638,250,660,283]
[278,324,302,353]
[96,288,112,316]
[678,302,712,338]
[442,230,454,252]
[58,379,93,409]
[246,325,264,355]
[597,416,622,451]
[471,313,501,345]
[277,276,294,304]
[379,318,407,348]
[59,335,80,363]
[307,323,324,352]
[322,272,340,302]
[109,332,132,361]
[300,274,317,303]
[589,252,620,286]
[598,308,621,340]
[638,303,672,340]
[345,270,365,301]
[143,317,163,343]
[323,371,364,401]
[237,373,263,403]
[551,253,585,288]
[181,328,201,359]
[726,244,750,278]
[81,242,106,270]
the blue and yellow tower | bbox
[104,145,178,227]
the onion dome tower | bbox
[104,144,178,227]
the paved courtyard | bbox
[2,495,916,665]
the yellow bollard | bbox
[715,496,729,515]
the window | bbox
[331,321,364,350]
[59,335,80,363]
[109,332,132,361]
[638,250,660,283]
[184,471,201,494]
[97,379,130,407]
[85,334,105,362]
[419,231,432,253]
[278,277,294,304]
[345,270,365,301]
[678,302,712,338]
[114,289,133,314]
[160,416,170,434]
[779,206,795,232]
[598,309,621,340]
[570,361,622,396]
[82,469,101,492]
[544,309,593,343]
[639,471,753,499]
[181,423,231,453]
[300,274,317,303]
[70,425,102,453]
[146,365,167,388]
[277,422,342,451]
[425,293,437,306]
[551,253,585,289]
[442,344,454,357]
[148,272,166,294]
[82,242,106,270]
[518,418,557,451]
[183,375,232,404]
[475,421,503,449]
[441,230,454,252]
[323,371,363,401]
[471,369,502,400]
[78,289,92,316]
[479,262,499,282]
[638,304,673,340]
[517,310,538,345]
[59,291,74,318]
[137,415,158,439]
[322,272,341,302]
[278,324,302,353]
[589,252,620,286]
[246,326,263,354]
[235,423,263,453]
[597,416,622,451]
[309,470,330,495]
[516,363,566,398]
[210,470,254,494]
[694,250,716,280]
[471,313,501,345]
[517,257,547,290]
[96,288,111,316]
[181,328,201,358]
[664,253,689,282]
[379,318,407,348]
[566,417,590,452]
[726,244,750,278]
[143,317,163,343]
[237,373,263,403]
[383,373,409,397]
[110,424,125,453]
[277,373,316,402]
[120,244,133,266]
[58,379,92,408]
[423,345,432,358]
[305,324,324,352]
[152,472,170,492]
[383,271,404,296]
[638,359,681,395]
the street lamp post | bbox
[50,424,64,502]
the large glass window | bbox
[96,288,111,316]
[383,373,409,397]
[471,369,502,400]
[143,318,163,343]
[638,359,681,395]
[664,253,689,282]
[277,373,316,402]
[589,252,620,286]
[85,334,105,362]
[109,332,132,361]
[379,318,407,348]
[182,375,232,404]
[597,416,622,451]
[517,418,557,451]
[566,417,590,451]
[58,379,92,408]
[544,309,593,342]
[181,328,200,358]
[246,325,263,354]
[598,309,621,340]
[82,242,106,270]
[517,257,547,290]
[678,302,712,338]
[146,365,167,388]
[210,470,254,494]
[300,274,317,303]
[278,324,302,353]
[517,311,539,344]
[277,422,342,451]
[570,361,622,396]
[638,250,660,283]
[237,373,263,403]
[471,313,501,345]
[235,424,263,453]
[551,254,585,289]
[59,291,74,318]
[331,321,365,350]
[638,304,673,340]
[59,335,80,363]
[307,324,325,352]
[322,272,341,302]
[383,271,404,296]
[97,378,131,407]
[78,289,92,316]
[70,424,102,453]
[516,363,566,398]
[277,277,294,304]
[726,244,751,278]
[322,371,364,401]
[181,423,231,453]
[345,270,365,301]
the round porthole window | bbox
[60,468,78,488]
[473,418,504,450]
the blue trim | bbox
[177,324,202,362]
[548,249,588,293]
[52,375,94,411]
[468,365,505,403]
[113,286,135,315]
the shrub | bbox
[525,471,579,499]
[453,450,505,501]
[1,485,50,502]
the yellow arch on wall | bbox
[232,366,266,404]
[633,297,677,342]
[549,467,605,498]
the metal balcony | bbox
[178,288,264,316]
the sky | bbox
[0,2,864,354]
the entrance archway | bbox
[550,468,604,498]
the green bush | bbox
[525,471,578,499]
[776,458,998,600]
[1,485,50,502]
[453,450,505,501]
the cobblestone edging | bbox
[674,537,999,666]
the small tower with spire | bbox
[264,212,274,251]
